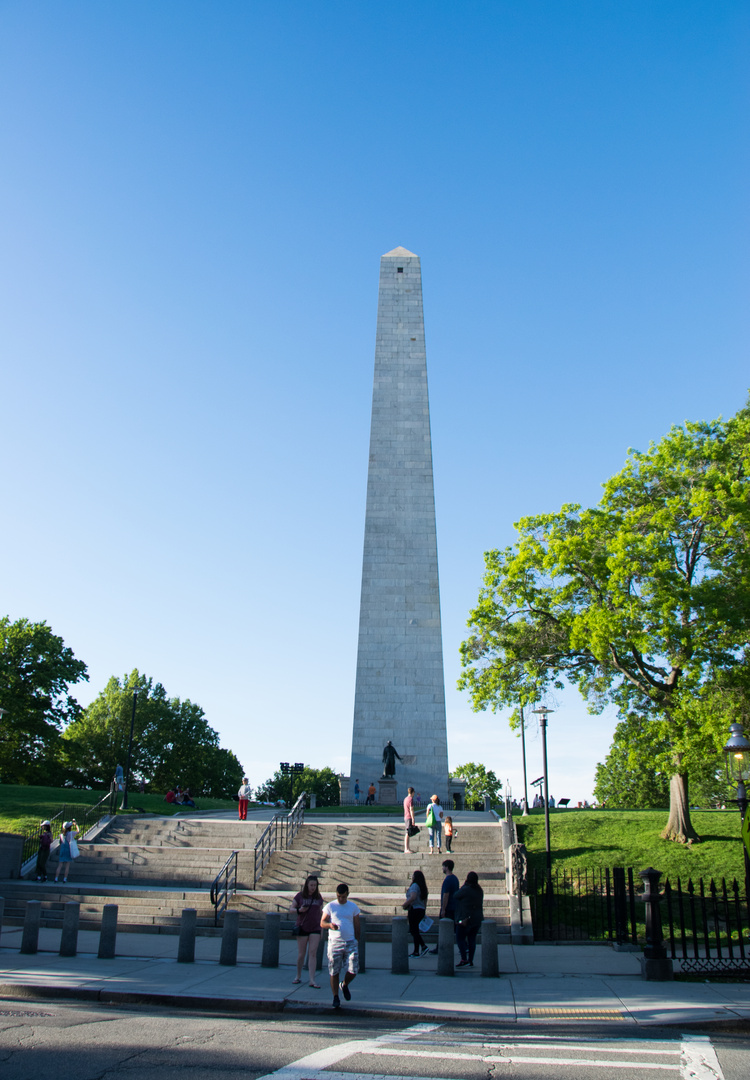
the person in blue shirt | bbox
[429,859,459,954]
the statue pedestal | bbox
[378,778,398,807]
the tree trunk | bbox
[661,772,701,843]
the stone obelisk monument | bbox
[348,247,450,804]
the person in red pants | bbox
[237,777,252,820]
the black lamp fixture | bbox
[723,722,750,897]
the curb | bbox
[1,982,749,1030]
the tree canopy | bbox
[62,670,243,796]
[0,617,88,784]
[459,401,750,842]
[255,765,340,807]
[451,761,502,809]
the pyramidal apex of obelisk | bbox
[347,247,453,806]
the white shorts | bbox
[327,938,359,977]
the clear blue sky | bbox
[1,2,747,801]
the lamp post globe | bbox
[723,722,750,899]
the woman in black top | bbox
[402,869,429,957]
[453,871,484,967]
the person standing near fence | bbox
[237,777,252,820]
[321,883,360,1009]
[54,821,79,884]
[35,821,52,881]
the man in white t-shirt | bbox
[320,882,360,1009]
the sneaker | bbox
[332,995,341,1009]
[429,947,439,954]
[409,951,420,957]
[420,945,429,956]
[342,983,351,1001]
[457,959,470,967]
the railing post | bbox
[437,917,455,976]
[316,927,328,973]
[358,915,367,973]
[391,916,410,974]
[261,911,280,967]
[20,900,42,955]
[481,919,499,977]
[0,897,4,945]
[220,909,240,966]
[98,904,118,959]
[59,901,80,957]
[639,867,673,981]
[178,908,197,963]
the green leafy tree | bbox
[61,670,243,796]
[459,402,750,843]
[0,617,88,784]
[255,765,340,807]
[451,761,502,809]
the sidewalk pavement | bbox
[1,925,749,1028]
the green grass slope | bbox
[516,808,746,885]
[0,784,239,836]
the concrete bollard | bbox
[480,920,499,977]
[437,917,455,976]
[178,908,197,963]
[220,910,240,966]
[98,904,118,959]
[358,915,366,974]
[59,902,80,957]
[316,927,328,973]
[261,911,280,967]
[391,916,410,974]
[20,900,42,955]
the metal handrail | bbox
[252,791,307,889]
[210,850,239,925]
[20,784,118,868]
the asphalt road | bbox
[0,1002,747,1080]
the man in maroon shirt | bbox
[403,786,416,853]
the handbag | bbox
[407,823,420,837]
[69,837,80,859]
[425,806,435,828]
[419,915,433,933]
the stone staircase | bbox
[227,819,510,941]
[1,815,510,942]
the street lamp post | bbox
[533,706,554,875]
[520,705,530,816]
[723,722,750,899]
[280,762,305,808]
[121,688,139,811]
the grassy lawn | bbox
[0,784,240,836]
[516,807,746,885]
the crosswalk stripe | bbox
[369,1048,679,1071]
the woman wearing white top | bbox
[426,794,444,854]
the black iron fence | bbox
[528,866,639,945]
[663,876,749,975]
[20,786,118,868]
[526,865,750,975]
